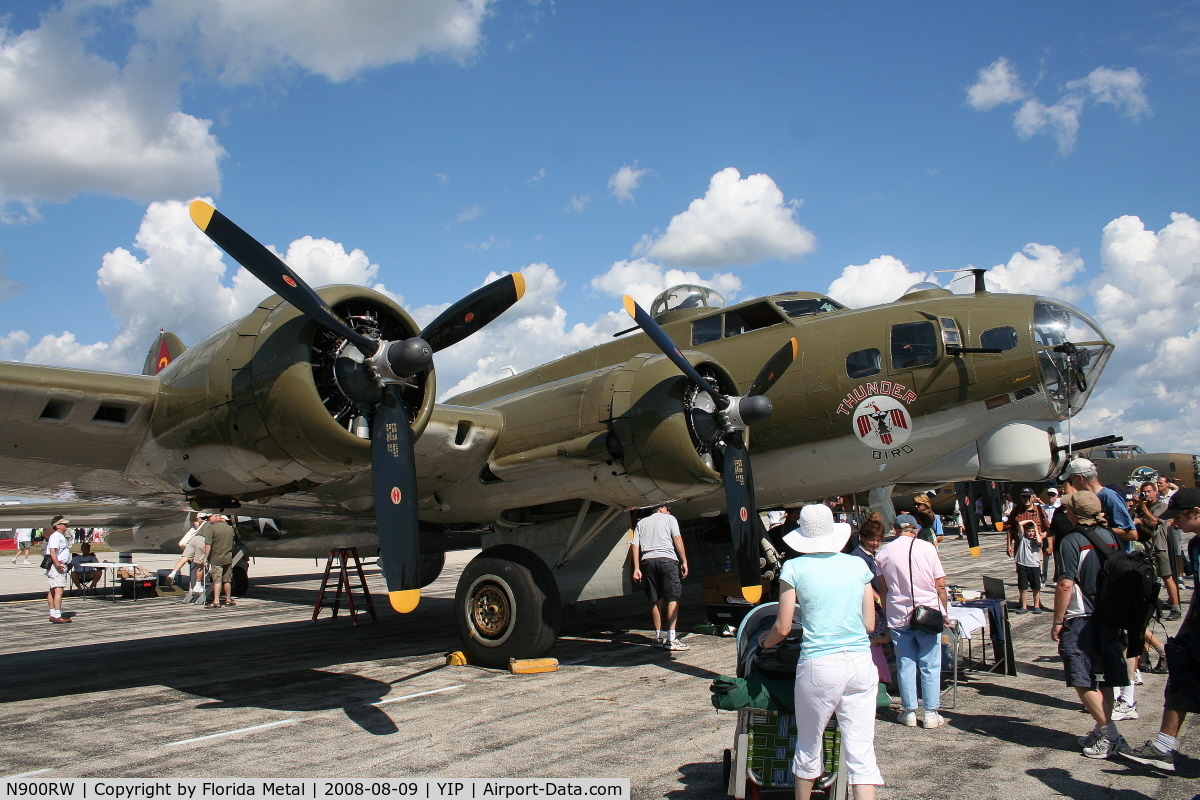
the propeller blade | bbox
[189,201,377,357]
[622,296,725,407]
[747,338,798,398]
[421,273,526,353]
[722,432,763,604]
[371,384,422,613]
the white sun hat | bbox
[782,504,852,554]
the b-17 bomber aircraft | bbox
[0,202,1114,665]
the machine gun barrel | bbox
[1056,434,1123,454]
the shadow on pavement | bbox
[1027,767,1152,799]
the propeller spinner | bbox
[189,201,524,614]
[622,295,797,604]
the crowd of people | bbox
[688,460,1197,796]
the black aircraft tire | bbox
[231,565,249,597]
[454,545,561,668]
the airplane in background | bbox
[0,202,1114,665]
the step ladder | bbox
[311,547,378,626]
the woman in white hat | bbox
[760,504,883,798]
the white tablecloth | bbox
[948,605,989,636]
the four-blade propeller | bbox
[622,295,797,604]
[189,201,524,614]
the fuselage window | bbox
[846,348,882,379]
[691,315,722,345]
[891,321,939,369]
[980,326,1018,351]
[776,297,846,318]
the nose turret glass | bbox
[1033,300,1113,419]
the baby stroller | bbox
[722,602,848,799]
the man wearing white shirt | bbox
[44,517,72,623]
[12,528,32,564]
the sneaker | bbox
[922,710,948,729]
[23,560,31,565]
[1077,728,1103,749]
[897,710,918,727]
[1031,607,1044,615]
[1013,608,1029,614]
[664,638,690,651]
[1133,669,1144,686]
[1166,608,1182,621]
[1111,700,1138,721]
[1117,740,1175,772]
[1082,733,1124,759]
[652,637,665,648]
[1150,656,1169,675]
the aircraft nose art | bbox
[1032,299,1113,418]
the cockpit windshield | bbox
[649,285,725,320]
[1033,300,1112,419]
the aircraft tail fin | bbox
[142,330,186,375]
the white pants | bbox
[792,649,883,786]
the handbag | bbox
[907,536,944,634]
[39,554,53,570]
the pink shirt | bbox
[876,535,946,630]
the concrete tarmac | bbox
[0,535,1195,799]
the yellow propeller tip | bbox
[511,271,526,301]
[189,200,215,231]
[741,585,762,604]
[969,546,981,558]
[789,338,799,359]
[388,589,420,614]
[622,295,637,319]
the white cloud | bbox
[975,243,1085,301]
[456,205,483,222]
[636,168,816,268]
[589,258,742,311]
[134,0,495,85]
[0,256,23,303]
[966,57,1026,110]
[6,198,400,372]
[608,163,650,203]
[0,1,494,213]
[1013,96,1085,154]
[435,263,622,398]
[1067,67,1151,120]
[0,13,224,210]
[566,194,592,213]
[1072,213,1200,450]
[968,59,1150,155]
[826,256,930,309]
[525,168,548,184]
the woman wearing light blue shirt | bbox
[760,504,883,799]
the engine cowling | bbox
[481,350,734,507]
[136,286,436,504]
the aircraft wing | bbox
[0,501,183,529]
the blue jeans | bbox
[890,627,942,712]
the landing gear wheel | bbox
[231,565,249,597]
[454,545,561,668]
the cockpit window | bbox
[891,321,938,369]
[775,297,846,318]
[724,302,786,338]
[980,326,1018,351]
[691,315,722,346]
[650,284,725,320]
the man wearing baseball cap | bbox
[1116,488,1200,772]
[1051,491,1129,759]
[1061,458,1135,550]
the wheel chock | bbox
[508,657,558,674]
[445,651,471,666]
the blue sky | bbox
[1,1,1199,449]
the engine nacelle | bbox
[482,350,732,507]
[134,286,436,504]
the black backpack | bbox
[1080,526,1160,632]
